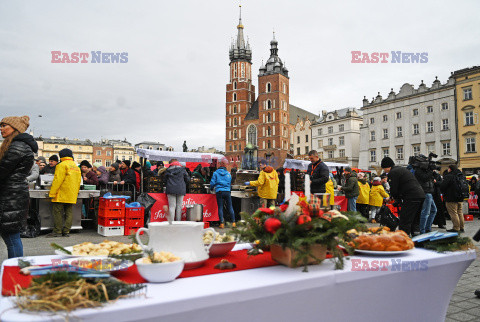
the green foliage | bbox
[422,236,475,253]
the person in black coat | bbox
[381,157,425,236]
[165,159,190,221]
[440,165,466,233]
[0,116,38,258]
[432,171,447,228]
[119,160,136,186]
[307,150,330,194]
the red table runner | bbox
[2,250,278,296]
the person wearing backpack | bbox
[440,164,467,233]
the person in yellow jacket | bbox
[46,149,81,237]
[246,160,279,208]
[324,173,337,208]
[356,172,371,219]
[369,176,389,223]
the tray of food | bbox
[62,257,134,273]
[346,227,415,255]
[52,240,143,260]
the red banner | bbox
[291,192,348,211]
[148,193,219,222]
[468,192,478,210]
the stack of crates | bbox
[97,197,126,236]
[124,206,145,236]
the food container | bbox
[186,204,203,222]
[135,258,185,283]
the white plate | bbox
[61,257,134,273]
[352,248,415,256]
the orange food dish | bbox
[347,227,414,251]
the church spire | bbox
[229,4,252,63]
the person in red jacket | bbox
[132,161,142,192]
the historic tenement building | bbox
[224,7,315,168]
[311,108,362,168]
[359,76,457,170]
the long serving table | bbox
[0,246,475,322]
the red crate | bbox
[99,197,126,209]
[125,217,143,227]
[204,222,210,228]
[98,207,125,218]
[98,216,125,227]
[125,207,144,218]
[464,214,474,221]
[125,226,144,236]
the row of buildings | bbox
[224,8,480,174]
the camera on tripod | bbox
[408,153,441,171]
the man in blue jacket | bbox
[210,159,236,228]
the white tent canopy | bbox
[136,149,226,163]
[283,159,350,171]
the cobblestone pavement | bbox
[1,219,479,321]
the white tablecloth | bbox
[0,247,475,322]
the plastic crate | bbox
[98,216,125,227]
[125,207,144,218]
[147,177,162,183]
[464,214,474,221]
[99,207,125,218]
[124,226,143,236]
[98,225,124,236]
[99,197,126,209]
[125,217,143,227]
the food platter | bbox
[62,257,134,273]
[352,248,415,256]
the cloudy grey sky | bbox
[1,0,479,151]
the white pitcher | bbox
[136,222,215,267]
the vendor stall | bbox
[29,189,100,230]
[0,246,475,321]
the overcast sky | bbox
[1,0,479,151]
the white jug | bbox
[136,222,215,269]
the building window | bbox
[105,161,112,167]
[317,128,323,136]
[339,124,344,132]
[383,115,388,122]
[267,100,272,109]
[328,126,333,134]
[383,129,389,139]
[95,159,102,164]
[466,137,476,153]
[55,145,58,149]
[442,142,451,155]
[370,131,376,141]
[233,93,237,101]
[328,138,334,145]
[442,102,448,110]
[234,144,237,151]
[233,81,237,89]
[396,126,403,137]
[328,150,334,159]
[233,118,238,126]
[305,135,309,142]
[383,148,389,158]
[317,139,323,147]
[247,124,257,146]
[465,111,474,126]
[339,136,345,146]
[370,117,375,124]
[234,130,238,139]
[267,113,271,122]
[426,106,433,113]
[297,147,301,155]
[413,124,419,135]
[96,150,101,156]
[266,83,271,93]
[427,143,435,154]
[442,119,449,130]
[297,136,300,144]
[267,127,272,136]
[267,140,271,149]
[412,145,421,156]
[413,109,419,116]
[229,145,232,152]
[78,154,82,159]
[396,112,402,119]
[464,88,473,100]
[305,146,309,154]
[106,151,111,156]
[396,147,404,160]
[339,149,345,157]
[283,83,287,94]
[370,150,376,162]
[233,105,237,114]
[426,121,434,133]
